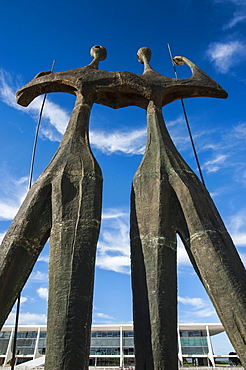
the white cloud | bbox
[96,210,131,274]
[97,215,195,274]
[0,70,21,109]
[0,68,147,154]
[178,295,216,320]
[0,232,6,243]
[202,154,228,173]
[177,236,192,267]
[37,287,48,301]
[102,209,129,219]
[90,128,146,155]
[207,41,246,73]
[0,69,69,142]
[97,212,196,274]
[0,202,20,220]
[228,209,246,247]
[95,312,115,320]
[20,296,28,304]
[166,116,190,151]
[225,14,246,28]
[240,252,246,266]
[5,312,47,325]
[178,296,205,309]
[41,99,69,136]
[216,0,246,29]
[191,307,216,318]
[233,122,246,138]
[0,175,28,220]
[38,255,50,263]
[96,255,130,274]
[30,271,48,282]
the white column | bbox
[177,325,183,366]
[4,327,14,366]
[33,326,41,359]
[120,326,123,367]
[206,325,215,367]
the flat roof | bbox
[178,323,224,335]
[1,323,224,336]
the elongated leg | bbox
[173,171,246,367]
[0,180,51,329]
[45,98,102,370]
[149,102,246,368]
[130,101,178,370]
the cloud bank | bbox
[229,209,246,247]
[215,0,246,29]
[5,312,47,325]
[96,209,131,274]
[0,175,28,221]
[37,287,48,301]
[0,69,147,155]
[178,295,216,321]
[207,40,246,73]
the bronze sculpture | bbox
[0,45,245,369]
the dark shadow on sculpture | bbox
[130,190,154,370]
[0,45,245,369]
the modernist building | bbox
[0,323,239,367]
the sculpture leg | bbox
[45,98,102,370]
[130,101,178,370]
[148,103,246,367]
[0,180,51,329]
[173,172,246,368]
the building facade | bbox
[0,323,239,367]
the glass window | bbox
[97,358,120,366]
[91,331,120,338]
[90,347,120,355]
[124,358,135,366]
[16,357,32,365]
[0,339,9,355]
[123,337,134,347]
[123,331,134,337]
[0,331,11,355]
[123,347,135,355]
[180,330,206,337]
[91,337,120,346]
[0,331,11,339]
[180,337,208,347]
[17,331,37,339]
[11,333,38,356]
[181,346,208,355]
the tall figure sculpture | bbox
[0,46,106,369]
[130,49,246,369]
[0,46,245,369]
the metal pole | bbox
[28,59,56,188]
[167,43,206,187]
[10,60,56,370]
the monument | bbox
[0,46,245,369]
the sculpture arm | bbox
[16,49,228,111]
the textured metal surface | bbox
[131,100,246,369]
[0,46,245,369]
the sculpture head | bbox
[90,45,107,62]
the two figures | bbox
[0,46,245,369]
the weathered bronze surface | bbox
[131,49,246,369]
[0,45,245,369]
[0,46,105,369]
[130,49,246,369]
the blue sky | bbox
[0,0,246,355]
